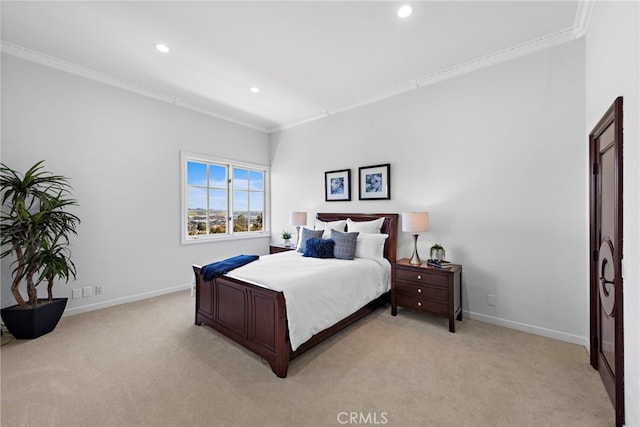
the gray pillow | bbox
[297,228,324,253]
[331,229,359,260]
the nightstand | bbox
[269,244,296,254]
[391,258,462,332]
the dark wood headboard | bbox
[316,213,399,263]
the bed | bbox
[193,213,398,378]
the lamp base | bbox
[409,234,422,265]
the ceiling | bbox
[1,1,589,133]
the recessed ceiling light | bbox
[250,87,260,93]
[398,5,412,18]
[155,44,170,53]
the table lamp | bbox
[290,211,307,246]
[402,212,429,265]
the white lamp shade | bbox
[290,211,307,226]
[402,212,429,233]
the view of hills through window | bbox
[186,161,264,236]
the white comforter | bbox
[226,250,391,351]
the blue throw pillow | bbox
[331,229,359,260]
[297,228,324,253]
[303,238,335,259]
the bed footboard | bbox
[193,213,398,378]
[193,265,291,378]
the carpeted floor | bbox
[1,290,614,426]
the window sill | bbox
[182,233,271,246]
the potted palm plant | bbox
[0,161,80,339]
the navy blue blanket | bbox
[200,254,259,282]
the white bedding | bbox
[226,250,391,351]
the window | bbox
[182,152,269,243]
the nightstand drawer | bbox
[395,294,448,316]
[395,281,448,303]
[394,268,448,287]
[269,245,295,254]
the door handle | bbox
[598,237,616,317]
[599,258,614,297]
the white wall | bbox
[1,54,270,314]
[585,2,640,425]
[271,40,587,344]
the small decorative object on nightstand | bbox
[429,243,445,261]
[391,258,462,332]
[281,229,292,247]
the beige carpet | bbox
[1,290,614,427]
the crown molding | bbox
[329,80,419,116]
[4,0,592,136]
[274,111,329,132]
[0,41,271,133]
[1,41,174,103]
[573,0,594,39]
[416,27,575,89]
[273,25,578,132]
[274,80,418,132]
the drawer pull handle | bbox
[417,289,422,293]
[417,302,422,307]
[417,275,422,280]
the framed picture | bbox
[325,169,351,201]
[359,163,390,200]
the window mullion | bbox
[206,164,210,235]
[228,167,233,235]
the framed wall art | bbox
[358,163,390,200]
[325,169,351,201]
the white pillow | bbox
[347,217,385,234]
[355,233,389,259]
[315,219,347,239]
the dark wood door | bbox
[589,97,624,427]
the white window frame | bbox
[181,151,270,245]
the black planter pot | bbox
[1,298,67,339]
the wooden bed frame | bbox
[193,213,398,378]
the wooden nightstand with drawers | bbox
[391,258,462,332]
[269,244,296,254]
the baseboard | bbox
[464,310,590,350]
[60,290,590,351]
[62,283,192,317]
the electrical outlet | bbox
[72,288,82,299]
[487,294,497,306]
[82,286,91,297]
[95,285,103,295]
